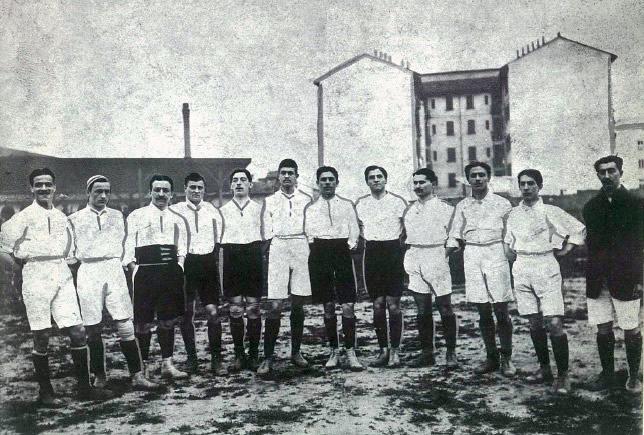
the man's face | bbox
[468,166,489,192]
[185,180,205,205]
[596,162,622,193]
[278,167,298,190]
[366,168,387,194]
[89,181,111,210]
[412,174,433,199]
[518,175,540,203]
[31,174,56,206]
[317,171,338,198]
[231,172,252,198]
[150,180,173,209]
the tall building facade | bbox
[315,34,619,197]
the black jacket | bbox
[582,187,643,301]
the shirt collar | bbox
[519,197,543,210]
[185,200,202,211]
[30,200,54,213]
[280,190,295,200]
[88,205,108,216]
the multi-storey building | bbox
[315,34,619,198]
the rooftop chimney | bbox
[531,41,535,50]
[516,49,520,58]
[542,35,546,44]
[182,103,191,159]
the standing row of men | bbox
[0,155,641,406]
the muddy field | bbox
[0,278,641,434]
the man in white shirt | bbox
[304,166,364,371]
[69,175,160,391]
[219,168,266,372]
[258,159,312,375]
[449,162,516,377]
[504,169,585,394]
[355,166,407,368]
[1,168,112,405]
[403,168,459,368]
[123,174,189,380]
[171,173,225,375]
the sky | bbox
[1,0,642,179]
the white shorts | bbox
[513,253,564,316]
[77,258,133,326]
[587,290,641,331]
[403,246,452,297]
[463,243,513,304]
[267,237,312,299]
[22,259,83,331]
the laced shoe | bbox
[246,355,260,372]
[474,357,499,375]
[387,348,401,368]
[290,352,309,368]
[445,349,459,369]
[625,376,643,394]
[131,372,165,392]
[210,355,228,376]
[38,390,63,408]
[93,374,109,389]
[325,349,340,369]
[78,386,115,402]
[229,355,246,373]
[500,354,517,377]
[186,355,199,374]
[526,366,554,384]
[346,348,365,372]
[257,357,274,375]
[370,349,390,368]
[585,371,615,392]
[408,352,435,368]
[550,373,572,395]
[161,359,189,380]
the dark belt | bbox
[135,244,177,265]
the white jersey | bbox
[403,197,456,246]
[171,200,223,254]
[449,192,512,246]
[68,206,125,262]
[355,192,407,241]
[304,195,359,249]
[0,201,73,260]
[264,189,312,239]
[219,198,265,244]
[123,203,188,265]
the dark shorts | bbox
[184,252,220,306]
[363,240,405,299]
[309,238,357,304]
[222,242,263,299]
[133,262,185,324]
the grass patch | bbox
[127,411,165,425]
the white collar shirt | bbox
[355,192,408,241]
[219,198,265,244]
[68,206,125,261]
[449,192,512,245]
[505,198,586,254]
[403,196,457,246]
[171,200,223,254]
[123,203,188,265]
[304,195,359,249]
[264,189,312,239]
[0,201,73,260]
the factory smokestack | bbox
[182,103,191,158]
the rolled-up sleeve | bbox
[549,207,586,246]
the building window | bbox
[639,159,644,169]
[433,150,438,161]
[446,121,454,136]
[484,95,489,105]
[486,147,491,158]
[448,173,457,188]
[466,95,474,110]
[468,146,477,161]
[447,148,456,162]
[638,140,644,150]
[485,120,490,130]
[467,120,476,135]
[431,99,435,109]
[446,96,453,111]
[432,124,436,135]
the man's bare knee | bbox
[323,302,336,318]
[68,324,87,346]
[32,330,50,354]
[341,303,355,318]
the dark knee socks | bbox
[373,310,388,349]
[247,318,262,358]
[135,332,152,361]
[324,316,339,349]
[479,313,498,360]
[418,313,434,353]
[157,327,175,359]
[597,331,615,376]
[230,317,246,356]
[389,312,402,349]
[32,352,54,393]
[530,327,550,367]
[342,316,356,349]
[495,312,513,358]
[550,334,569,375]
[180,319,197,359]
[87,338,106,377]
[263,317,281,358]
[120,339,143,374]
[290,307,305,355]
[442,313,457,351]
[625,332,642,378]
[70,346,91,390]
[207,320,223,357]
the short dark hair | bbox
[364,165,388,183]
[517,169,543,188]
[594,155,623,173]
[464,161,491,179]
[412,168,438,184]
[278,159,299,175]
[229,168,252,184]
[149,174,174,191]
[316,166,339,182]
[29,168,55,186]
[184,172,205,186]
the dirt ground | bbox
[0,278,641,435]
